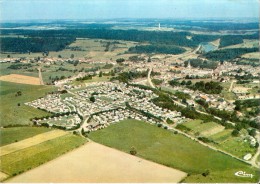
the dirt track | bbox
[0,74,41,85]
[6,142,187,183]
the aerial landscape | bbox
[0,0,259,183]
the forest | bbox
[219,35,244,48]
[1,25,258,54]
[1,37,75,53]
[234,98,260,111]
[184,59,218,69]
[1,29,218,48]
[203,47,258,61]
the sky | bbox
[1,0,259,21]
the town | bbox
[0,6,259,182]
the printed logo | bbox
[235,171,254,178]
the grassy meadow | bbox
[0,127,51,146]
[0,81,56,126]
[89,119,259,183]
[181,120,257,158]
[212,136,257,159]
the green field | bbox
[0,81,56,126]
[0,63,39,77]
[257,154,260,162]
[208,129,232,142]
[213,136,257,158]
[0,61,107,84]
[0,134,86,176]
[0,127,51,146]
[71,75,111,86]
[88,119,259,183]
[0,38,138,61]
[183,120,219,132]
[181,119,224,137]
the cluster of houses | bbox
[26,81,185,131]
[85,108,161,132]
[35,114,81,129]
[129,98,183,122]
[171,86,236,111]
[25,94,71,113]
[244,135,257,147]
[220,62,260,78]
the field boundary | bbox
[0,130,68,156]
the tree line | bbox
[1,29,219,48]
[184,59,218,69]
[1,37,75,53]
[203,47,258,61]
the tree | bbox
[147,57,151,62]
[130,146,137,155]
[73,60,79,66]
[181,80,186,85]
[58,55,62,58]
[15,91,22,97]
[70,54,74,59]
[17,103,21,106]
[231,129,239,136]
[116,58,125,63]
[90,96,95,103]
[248,129,256,137]
[110,70,115,76]
[99,71,103,77]
[166,118,174,124]
[202,169,210,177]
[182,98,187,104]
[186,80,192,85]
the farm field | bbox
[49,38,137,60]
[241,52,259,59]
[181,120,257,158]
[0,81,56,126]
[0,63,39,77]
[211,136,257,159]
[221,39,259,49]
[88,119,259,183]
[0,60,109,84]
[71,75,111,85]
[257,154,260,162]
[0,127,51,146]
[0,38,138,61]
[0,130,68,156]
[1,133,86,178]
[208,129,232,143]
[0,74,40,85]
[181,119,225,136]
[6,142,187,183]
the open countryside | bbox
[6,142,187,183]
[0,0,259,183]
